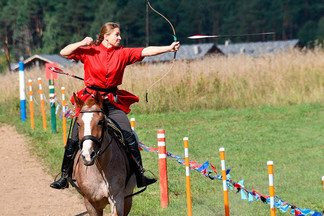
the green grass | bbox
[0,102,323,215]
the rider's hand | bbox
[170,41,180,52]
[81,37,93,46]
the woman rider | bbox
[50,22,180,189]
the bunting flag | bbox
[50,94,57,107]
[138,142,323,216]
[55,104,60,115]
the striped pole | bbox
[61,87,67,146]
[131,118,135,131]
[322,176,324,190]
[38,78,47,130]
[28,80,34,130]
[49,79,56,133]
[184,137,192,216]
[157,129,169,208]
[19,57,26,121]
[219,147,230,216]
[267,161,276,216]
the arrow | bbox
[188,32,275,39]
[49,66,84,81]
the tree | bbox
[298,21,317,46]
[90,0,118,42]
[316,16,324,42]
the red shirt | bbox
[68,44,144,114]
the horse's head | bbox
[74,92,106,166]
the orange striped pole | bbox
[38,78,47,130]
[131,118,135,131]
[219,147,230,216]
[184,137,192,216]
[28,80,34,130]
[267,161,276,216]
[157,129,169,208]
[61,87,67,146]
[322,176,324,190]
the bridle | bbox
[79,110,112,160]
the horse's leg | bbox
[124,175,136,215]
[109,193,125,216]
[84,197,103,216]
[123,197,132,216]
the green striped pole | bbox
[49,79,56,133]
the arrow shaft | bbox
[188,32,275,39]
[49,67,84,81]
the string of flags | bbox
[138,142,323,216]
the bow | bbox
[146,0,178,53]
[145,0,178,102]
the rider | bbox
[50,22,180,189]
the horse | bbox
[72,92,136,216]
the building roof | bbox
[11,54,76,71]
[217,39,301,57]
[143,43,222,62]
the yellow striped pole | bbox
[267,161,276,216]
[184,137,192,216]
[131,117,135,131]
[219,147,230,216]
[28,80,34,130]
[38,78,46,131]
[61,87,67,146]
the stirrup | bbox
[50,177,69,189]
[50,172,69,189]
[136,169,157,188]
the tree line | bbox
[0,0,323,72]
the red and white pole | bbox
[322,176,324,190]
[267,161,276,216]
[219,147,230,216]
[157,129,169,208]
[184,137,192,216]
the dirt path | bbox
[0,125,88,216]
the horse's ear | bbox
[73,93,84,109]
[94,91,103,109]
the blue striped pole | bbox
[19,57,26,121]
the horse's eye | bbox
[98,120,104,126]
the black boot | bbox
[127,134,157,188]
[50,138,78,189]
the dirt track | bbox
[0,125,88,216]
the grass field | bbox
[0,49,323,215]
[0,102,323,215]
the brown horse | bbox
[72,92,136,216]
